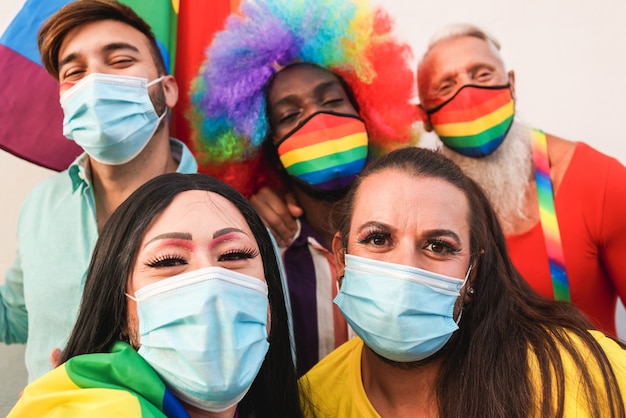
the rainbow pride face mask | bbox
[275,112,368,195]
[425,84,515,158]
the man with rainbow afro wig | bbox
[188,0,418,375]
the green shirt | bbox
[0,138,197,382]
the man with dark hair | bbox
[0,0,197,381]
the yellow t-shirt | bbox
[300,337,379,418]
[301,332,626,417]
[528,330,626,417]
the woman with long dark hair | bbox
[303,147,626,417]
[11,173,304,418]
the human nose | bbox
[82,62,107,78]
[300,102,326,122]
[189,253,217,271]
[458,73,474,86]
[389,242,421,269]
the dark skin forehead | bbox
[267,64,345,109]
[266,63,359,141]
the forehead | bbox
[351,168,470,233]
[144,190,252,237]
[420,36,505,82]
[59,19,152,60]
[267,65,344,103]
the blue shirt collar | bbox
[67,138,198,193]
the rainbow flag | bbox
[0,0,238,171]
[9,342,189,417]
[169,0,241,147]
[0,0,80,171]
[430,87,514,157]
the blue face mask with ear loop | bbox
[60,73,167,165]
[126,266,270,412]
[334,254,473,362]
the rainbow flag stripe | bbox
[430,87,514,156]
[278,115,368,190]
[531,129,570,302]
[9,342,188,417]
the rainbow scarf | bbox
[9,342,189,418]
[276,112,368,191]
[531,129,570,302]
[427,85,514,157]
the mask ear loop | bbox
[455,262,475,325]
[125,293,138,302]
[461,263,474,287]
[122,293,138,344]
[147,77,169,122]
[147,76,165,88]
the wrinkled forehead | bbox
[350,167,472,236]
[418,36,505,88]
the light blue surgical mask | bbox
[127,266,270,412]
[334,254,471,362]
[60,73,167,165]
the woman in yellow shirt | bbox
[302,147,626,418]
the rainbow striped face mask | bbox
[425,84,515,158]
[275,112,369,197]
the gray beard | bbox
[438,120,533,234]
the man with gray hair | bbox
[416,23,626,336]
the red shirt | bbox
[507,142,626,336]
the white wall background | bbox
[1,0,625,411]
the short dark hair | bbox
[333,147,625,417]
[38,0,166,79]
[61,173,304,417]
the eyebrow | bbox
[434,62,496,87]
[58,42,140,70]
[213,227,247,239]
[425,228,462,246]
[467,62,495,76]
[356,220,389,233]
[143,232,192,248]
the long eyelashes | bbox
[218,248,260,262]
[356,228,462,256]
[145,247,259,268]
[145,254,187,268]
[425,240,461,255]
[356,232,389,246]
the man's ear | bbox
[162,75,179,109]
[332,232,346,287]
[508,70,516,100]
[416,104,433,132]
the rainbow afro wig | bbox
[188,0,419,197]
